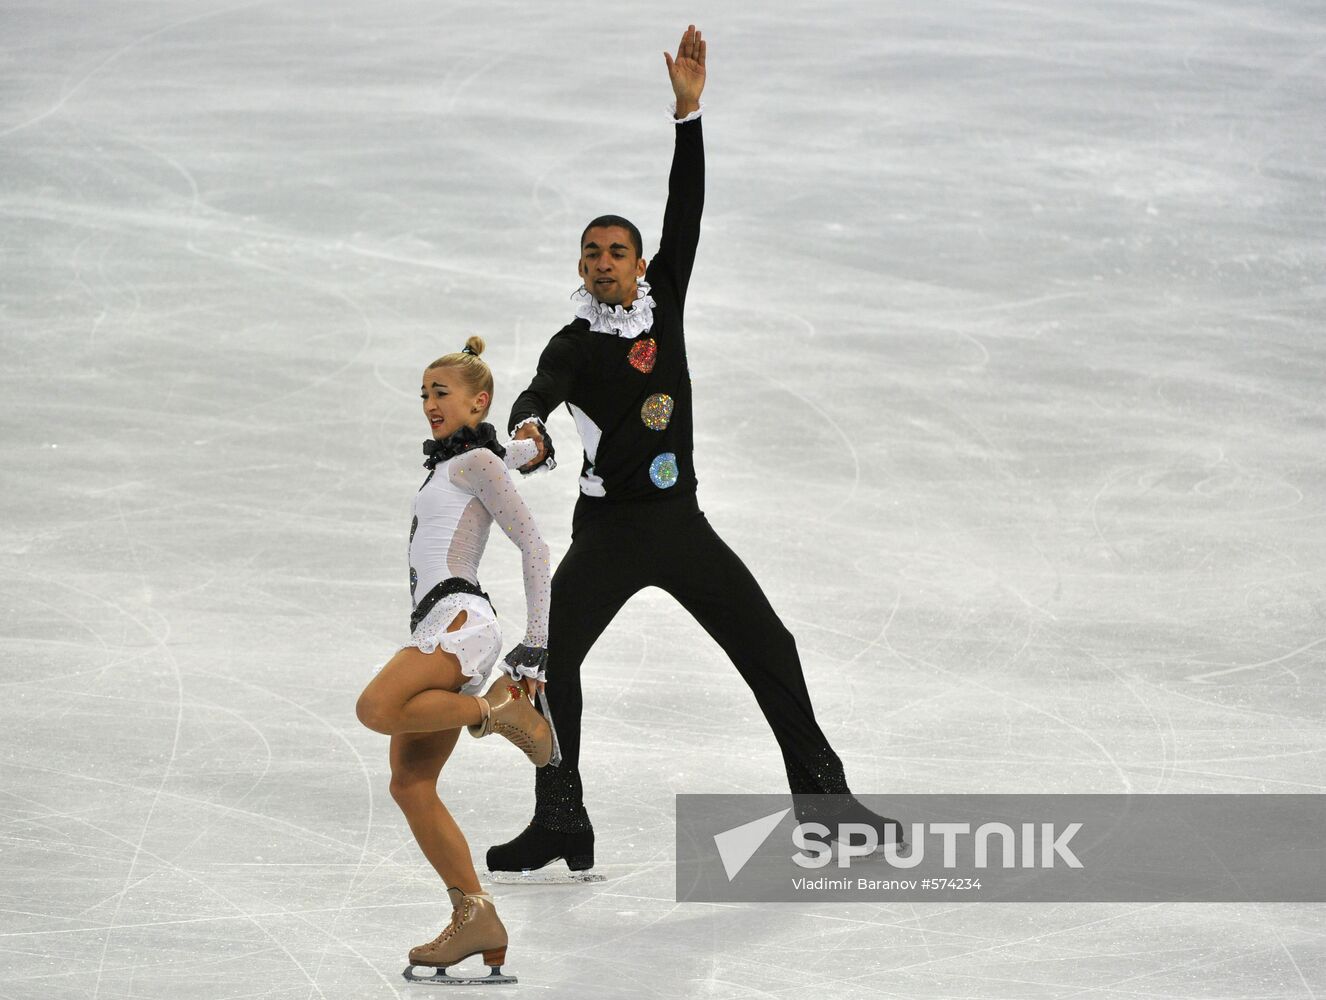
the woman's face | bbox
[420,367,488,438]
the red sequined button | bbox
[627,338,658,374]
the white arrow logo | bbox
[713,808,792,881]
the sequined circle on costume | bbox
[649,453,679,490]
[640,393,674,431]
[409,515,419,542]
[409,566,418,598]
[627,338,658,374]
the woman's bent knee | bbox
[356,690,395,734]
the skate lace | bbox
[494,722,534,752]
[430,899,472,945]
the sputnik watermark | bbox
[677,794,1326,902]
[715,816,1080,881]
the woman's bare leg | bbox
[356,612,486,735]
[356,611,487,893]
[389,727,482,895]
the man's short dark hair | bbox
[581,215,644,259]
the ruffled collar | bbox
[422,422,506,468]
[571,280,656,339]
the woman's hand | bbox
[503,643,548,697]
[514,422,546,471]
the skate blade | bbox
[488,868,606,885]
[403,964,517,986]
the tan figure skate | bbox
[468,676,552,766]
[402,888,514,985]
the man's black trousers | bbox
[533,492,852,832]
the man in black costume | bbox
[489,25,897,877]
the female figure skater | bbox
[355,336,553,985]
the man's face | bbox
[579,225,647,307]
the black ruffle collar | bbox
[422,422,506,469]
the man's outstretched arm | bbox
[652,24,707,306]
[508,333,583,472]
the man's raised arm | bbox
[651,24,707,304]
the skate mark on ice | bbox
[40,690,277,853]
[884,901,1167,979]
[12,573,187,1000]
[0,0,273,139]
[5,744,391,862]
[175,241,378,441]
[1041,624,1181,791]
[337,239,565,290]
[11,576,365,1000]
[1184,636,1326,684]
[1132,660,1325,783]
[1087,465,1135,564]
[0,891,469,939]
[202,672,379,994]
[0,785,334,999]
[0,587,117,688]
[69,232,117,348]
[878,612,1134,793]
[719,313,861,521]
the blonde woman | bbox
[356,336,554,985]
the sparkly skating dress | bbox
[404,433,549,695]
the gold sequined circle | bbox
[640,393,674,431]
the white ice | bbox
[2,1,1325,997]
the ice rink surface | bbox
[3,1,1325,997]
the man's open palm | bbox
[664,24,706,107]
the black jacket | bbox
[508,118,705,503]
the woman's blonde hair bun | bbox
[425,336,495,419]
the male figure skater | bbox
[490,25,896,877]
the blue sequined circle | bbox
[409,566,418,598]
[649,452,679,490]
[409,515,419,542]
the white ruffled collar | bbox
[571,280,656,339]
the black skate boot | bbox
[485,822,603,884]
[788,749,907,859]
[793,793,909,858]
[837,798,908,857]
